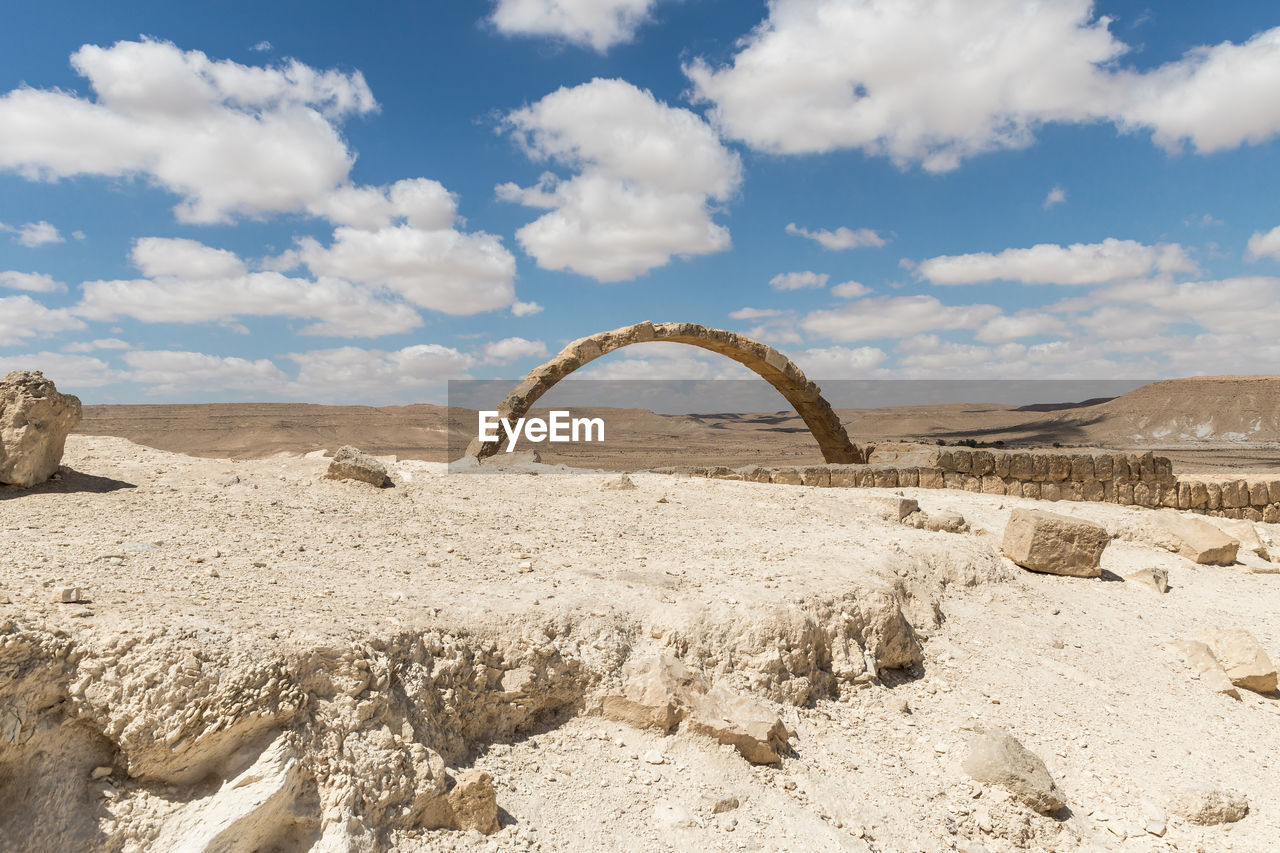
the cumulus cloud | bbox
[76,237,423,337]
[0,352,125,387]
[792,345,888,377]
[575,344,754,380]
[287,344,476,399]
[686,0,1280,170]
[729,307,788,320]
[0,270,64,292]
[2,220,64,247]
[489,0,660,51]
[974,311,1068,343]
[830,280,871,299]
[0,39,375,223]
[482,336,548,364]
[769,271,828,291]
[1043,186,1067,209]
[916,238,1197,285]
[123,350,289,394]
[511,300,544,317]
[801,295,1000,342]
[63,338,132,353]
[785,223,885,250]
[498,78,741,281]
[1247,225,1280,261]
[0,295,84,346]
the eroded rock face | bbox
[0,371,82,488]
[1000,509,1110,578]
[324,445,392,488]
[962,728,1066,814]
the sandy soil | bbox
[2,436,1279,852]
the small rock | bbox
[1168,784,1249,825]
[324,445,393,488]
[1179,640,1241,699]
[1126,567,1169,593]
[643,750,665,765]
[55,586,86,604]
[962,727,1066,814]
[91,766,113,780]
[221,475,241,487]
[517,561,533,573]
[1001,509,1110,578]
[1197,627,1277,694]
[601,473,637,491]
[701,792,739,814]
[652,801,698,830]
[685,684,790,765]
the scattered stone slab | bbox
[1177,640,1241,700]
[1158,514,1238,565]
[684,684,790,765]
[1215,518,1270,562]
[1126,567,1169,593]
[1000,508,1109,578]
[906,510,968,533]
[1169,784,1249,825]
[1197,627,1278,694]
[55,586,87,604]
[961,727,1066,814]
[0,370,82,488]
[858,496,920,522]
[324,445,392,488]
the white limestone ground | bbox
[1,436,1279,852]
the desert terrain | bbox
[3,420,1280,851]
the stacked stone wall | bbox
[654,447,1280,523]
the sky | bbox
[2,0,1280,404]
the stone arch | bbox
[468,321,864,464]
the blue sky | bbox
[2,0,1280,403]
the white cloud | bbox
[793,345,888,377]
[1043,186,1067,209]
[482,336,548,364]
[769,271,828,291]
[729,307,788,320]
[123,350,289,394]
[916,238,1197,286]
[76,237,423,337]
[1247,225,1280,261]
[250,41,273,53]
[575,344,754,380]
[0,39,375,223]
[2,220,64,247]
[296,224,515,315]
[511,300,544,317]
[974,311,1068,343]
[306,178,458,231]
[498,78,741,282]
[801,294,1000,342]
[0,270,64,292]
[785,223,885,250]
[830,280,871,299]
[0,352,125,387]
[62,337,132,353]
[0,295,84,346]
[686,0,1280,170]
[287,344,475,399]
[489,0,659,51]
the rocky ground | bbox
[2,436,1279,852]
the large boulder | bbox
[1000,508,1110,577]
[962,727,1066,814]
[0,371,82,488]
[1158,514,1238,565]
[324,445,392,487]
[1197,628,1277,694]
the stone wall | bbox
[653,446,1280,523]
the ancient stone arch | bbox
[468,321,864,463]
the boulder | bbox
[1214,518,1270,562]
[1177,640,1240,700]
[1000,509,1109,577]
[602,655,706,732]
[443,771,500,835]
[962,727,1066,814]
[684,684,790,765]
[1125,567,1169,593]
[1168,785,1249,826]
[1158,515,1238,565]
[324,445,392,487]
[0,371,82,488]
[1197,628,1277,694]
